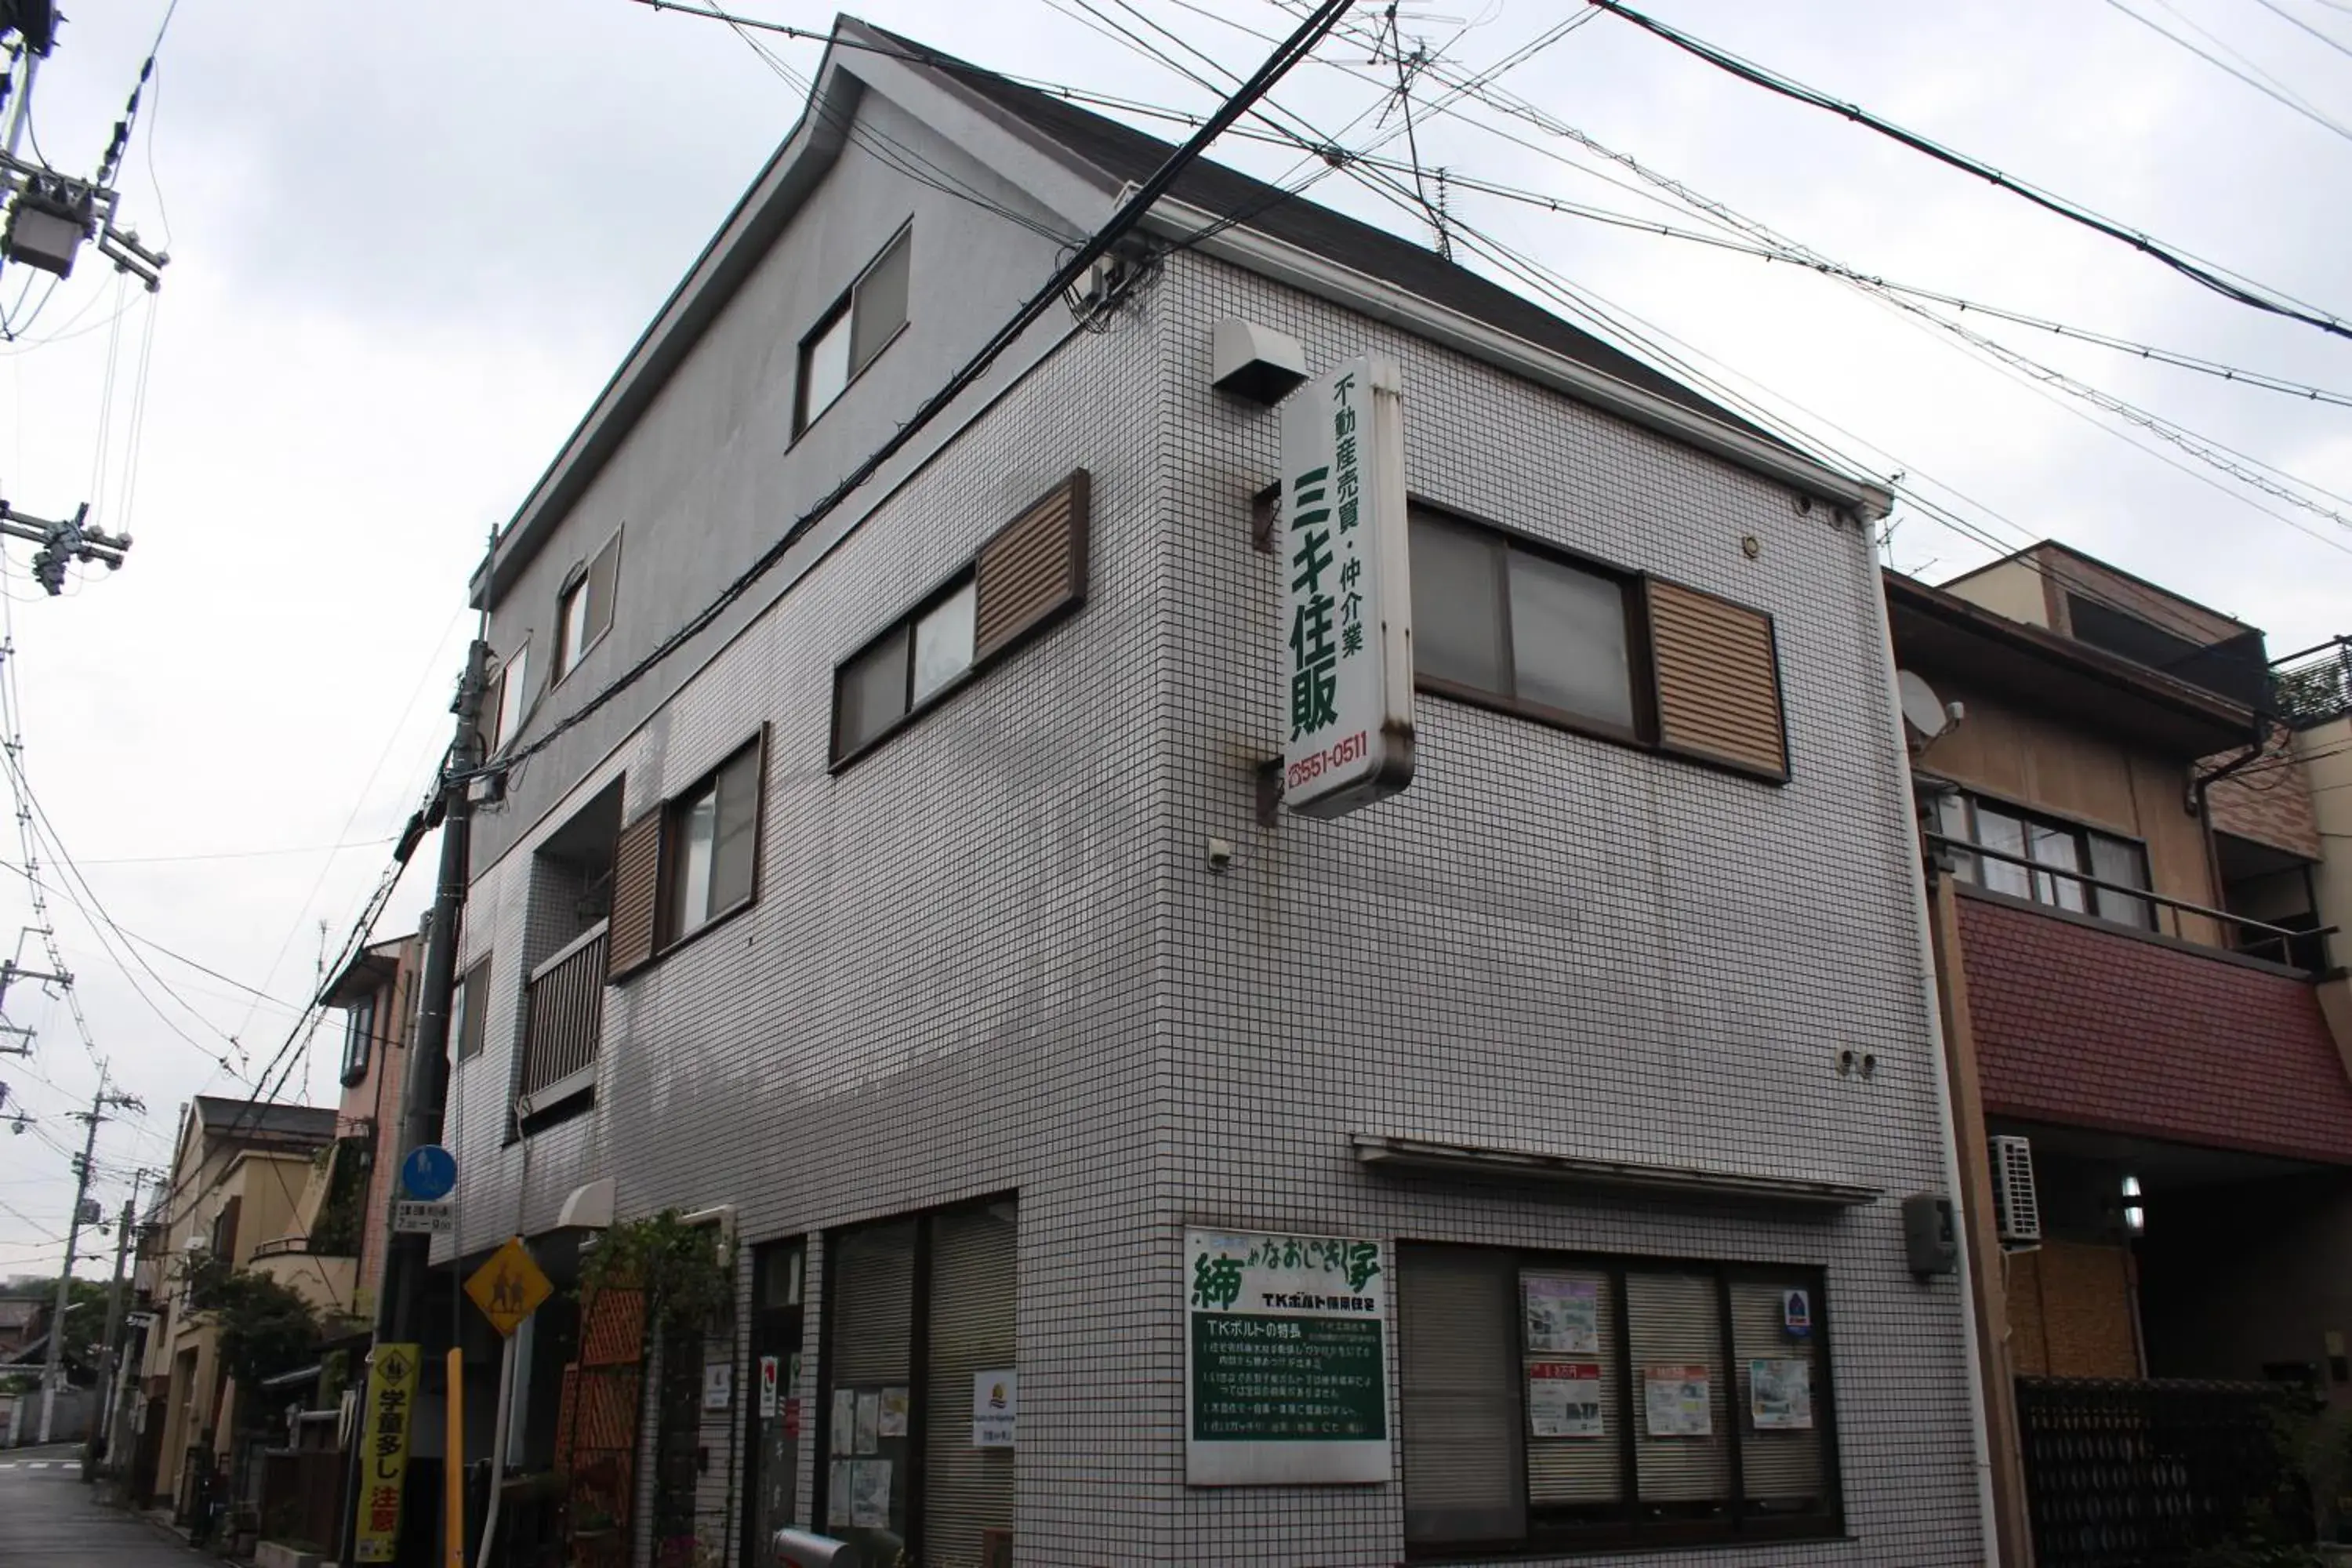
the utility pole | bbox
[42,1073,143,1443]
[338,639,487,1567]
[83,1168,149,1479]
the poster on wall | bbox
[1643,1365,1713,1437]
[826,1462,849,1528]
[879,1388,909,1439]
[1749,1359,1814,1431]
[757,1355,780,1420]
[1527,1361,1606,1439]
[972,1369,1017,1448]
[849,1459,892,1528]
[855,1392,880,1454]
[830,1389,855,1456]
[1523,1277,1600,1355]
[1184,1228,1389,1486]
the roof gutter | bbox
[1137,192,1892,519]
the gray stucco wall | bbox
[471,80,1083,876]
[443,103,1982,1568]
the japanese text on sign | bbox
[1279,356,1414,818]
[352,1343,419,1563]
[1185,1229,1391,1486]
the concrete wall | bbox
[1941,557,2050,629]
[471,80,1077,876]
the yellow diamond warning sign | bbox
[465,1236,552,1337]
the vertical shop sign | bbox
[1184,1229,1389,1485]
[1279,355,1414,818]
[352,1342,420,1563]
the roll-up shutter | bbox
[1626,1270,1730,1505]
[605,809,662,981]
[1730,1275,1827,1508]
[974,471,1090,661]
[1398,1245,1526,1545]
[1521,1268,1621,1507]
[924,1204,1017,1568]
[1646,579,1788,780]
[826,1221,916,1554]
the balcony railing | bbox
[1926,831,2333,971]
[2270,634,2352,731]
[518,920,607,1119]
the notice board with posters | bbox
[1184,1229,1389,1485]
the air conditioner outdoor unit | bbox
[1991,1134,2042,1245]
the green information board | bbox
[1189,1312,1386,1442]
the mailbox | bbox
[773,1529,860,1568]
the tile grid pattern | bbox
[444,234,1984,1564]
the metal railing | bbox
[2016,1377,2310,1567]
[519,920,607,1112]
[2270,635,2352,731]
[1926,831,2334,971]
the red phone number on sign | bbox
[1287,731,1367,791]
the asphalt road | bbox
[0,1445,207,1566]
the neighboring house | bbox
[2270,632,2352,973]
[441,19,1987,1567]
[133,1096,339,1510]
[1896,548,2352,1557]
[0,1293,45,1361]
[321,932,425,1316]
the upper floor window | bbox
[829,471,1090,768]
[1935,790,2153,929]
[452,956,490,1062]
[557,531,621,681]
[488,637,530,753]
[666,739,763,943]
[796,228,912,435]
[1411,508,1639,739]
[340,993,376,1085]
[1404,505,1791,780]
[836,578,976,760]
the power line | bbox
[2246,0,2352,59]
[493,0,1359,777]
[2101,0,2352,140]
[1583,0,2352,341]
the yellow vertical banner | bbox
[445,1346,465,1568]
[353,1343,420,1563]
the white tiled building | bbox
[444,19,1988,1566]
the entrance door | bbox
[740,1241,806,1567]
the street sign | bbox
[399,1145,456,1202]
[391,1200,453,1236]
[465,1236,553,1338]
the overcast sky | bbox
[2,0,2347,1280]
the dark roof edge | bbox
[1886,569,2256,728]
[1938,539,2257,637]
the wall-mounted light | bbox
[2122,1174,2145,1236]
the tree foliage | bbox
[576,1209,734,1339]
[184,1255,322,1393]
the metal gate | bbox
[559,1287,646,1568]
[2016,1376,2310,1567]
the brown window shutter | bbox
[606,809,662,982]
[1645,579,1789,780]
[974,470,1090,661]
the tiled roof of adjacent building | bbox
[1960,892,2352,1165]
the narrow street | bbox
[0,1446,207,1566]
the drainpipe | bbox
[1866,565,2005,1567]
[2190,722,2270,948]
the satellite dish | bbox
[1897,670,1949,741]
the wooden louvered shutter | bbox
[973,470,1090,661]
[605,810,662,982]
[1645,579,1789,780]
[1398,1246,1526,1545]
[924,1205,1017,1566]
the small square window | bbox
[340,994,376,1085]
[453,958,490,1061]
[796,229,911,434]
[557,532,620,680]
[832,578,975,762]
